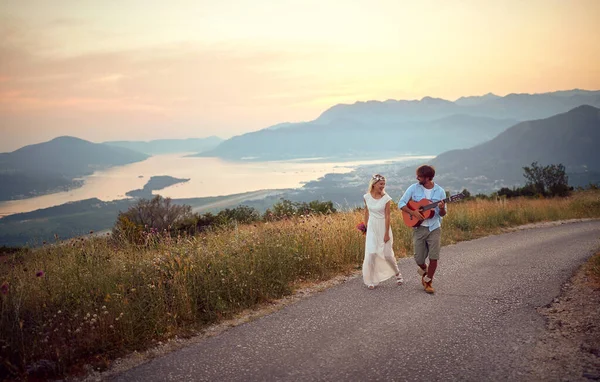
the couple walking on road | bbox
[362,165,447,293]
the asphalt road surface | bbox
[112,220,600,381]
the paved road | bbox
[112,220,600,381]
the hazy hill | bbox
[318,90,600,123]
[454,92,500,106]
[199,89,600,161]
[276,105,600,205]
[0,136,149,201]
[196,114,518,160]
[404,105,600,193]
[104,136,223,155]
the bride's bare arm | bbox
[384,201,391,242]
[364,199,369,228]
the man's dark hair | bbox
[417,165,435,180]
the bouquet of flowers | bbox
[356,222,367,235]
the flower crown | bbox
[372,174,385,182]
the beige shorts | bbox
[413,226,441,264]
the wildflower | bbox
[36,270,45,277]
[0,282,8,295]
[356,222,367,235]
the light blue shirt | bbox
[398,182,446,231]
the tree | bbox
[522,162,570,197]
[113,195,193,241]
[263,199,337,221]
[523,162,546,195]
[216,205,261,225]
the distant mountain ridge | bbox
[398,104,600,193]
[0,136,148,175]
[267,104,600,207]
[198,89,600,161]
[317,89,600,123]
[195,114,518,161]
[104,136,223,155]
[0,136,149,201]
[454,92,500,106]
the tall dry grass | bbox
[1,190,599,379]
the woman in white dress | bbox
[362,174,403,289]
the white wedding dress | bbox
[362,193,400,286]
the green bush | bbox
[112,196,194,242]
[264,199,336,220]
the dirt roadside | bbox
[526,251,600,381]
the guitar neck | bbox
[421,197,452,211]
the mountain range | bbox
[423,104,600,193]
[2,89,599,205]
[0,136,149,201]
[197,89,600,160]
[103,136,223,155]
[288,104,600,202]
[1,101,599,247]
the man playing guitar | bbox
[398,165,446,294]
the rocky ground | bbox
[526,251,600,381]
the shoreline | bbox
[0,154,431,218]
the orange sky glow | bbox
[1,0,599,151]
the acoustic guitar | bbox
[401,192,466,227]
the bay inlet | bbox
[0,153,433,217]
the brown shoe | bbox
[424,281,435,294]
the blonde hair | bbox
[367,174,385,193]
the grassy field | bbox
[1,190,599,379]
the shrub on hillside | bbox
[497,185,538,199]
[264,199,336,221]
[216,205,261,225]
[112,196,193,242]
[174,206,261,234]
[523,161,571,197]
[496,162,572,199]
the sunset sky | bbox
[1,0,599,152]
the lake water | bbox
[0,154,433,216]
